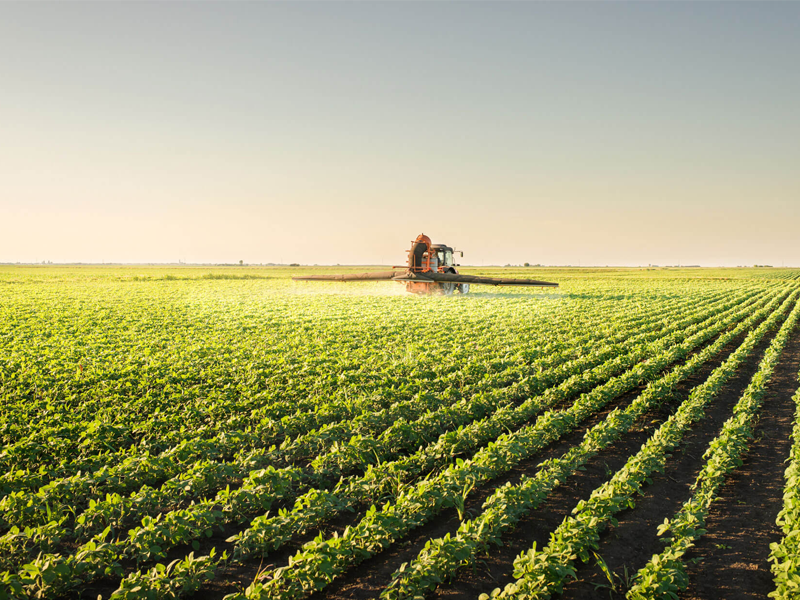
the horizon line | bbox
[1,263,793,269]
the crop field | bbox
[4,265,800,600]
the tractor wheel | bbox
[457,283,470,294]
[439,268,457,295]
[439,282,456,295]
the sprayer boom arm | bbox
[292,270,400,282]
[421,271,558,287]
[292,270,557,287]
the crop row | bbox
[221,288,792,600]
[229,285,778,563]
[2,296,552,473]
[0,284,767,597]
[1,274,756,460]
[378,284,788,600]
[3,282,652,456]
[99,287,792,600]
[0,286,748,540]
[486,291,800,600]
[0,284,714,503]
[627,294,800,599]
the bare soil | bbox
[678,328,800,600]
[292,326,748,600]
[554,323,800,600]
[188,325,719,600]
[430,321,780,600]
[72,307,783,600]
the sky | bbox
[1,2,798,267]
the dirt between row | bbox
[552,324,800,599]
[285,317,768,600]
[428,315,784,600]
[70,301,773,600]
[183,309,770,600]
[172,319,731,600]
[678,326,800,600]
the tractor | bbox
[292,234,558,295]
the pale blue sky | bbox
[1,2,798,266]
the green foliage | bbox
[0,266,795,600]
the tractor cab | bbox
[430,244,457,270]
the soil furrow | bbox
[290,325,746,600]
[182,324,726,600]
[430,315,782,600]
[191,377,655,600]
[556,324,800,599]
[74,308,771,600]
[678,327,800,600]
